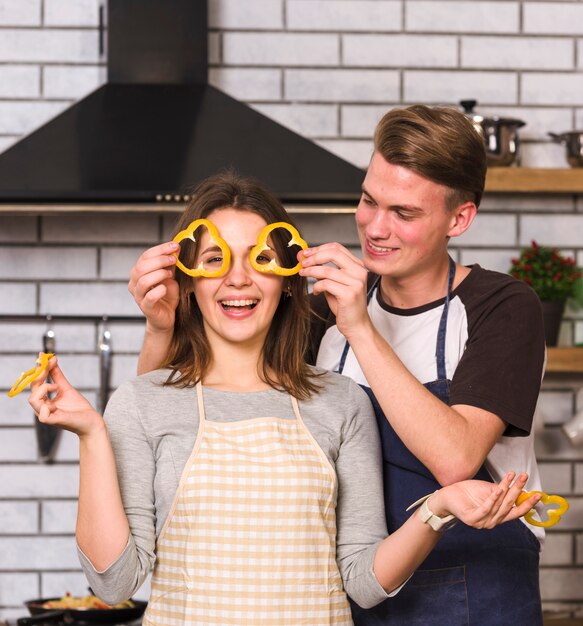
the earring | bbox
[284,285,293,298]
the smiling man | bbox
[300,105,546,626]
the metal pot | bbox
[460,100,526,166]
[548,131,583,167]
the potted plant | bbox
[509,240,582,346]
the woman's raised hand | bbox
[128,242,180,333]
[431,472,542,529]
[28,356,104,439]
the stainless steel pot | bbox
[460,100,526,166]
[548,131,583,167]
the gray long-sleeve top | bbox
[78,367,392,610]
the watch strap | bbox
[405,491,457,532]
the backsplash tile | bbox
[1,0,583,618]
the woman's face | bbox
[191,208,284,351]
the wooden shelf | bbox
[485,168,583,193]
[545,347,583,373]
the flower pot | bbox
[540,300,565,346]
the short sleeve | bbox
[449,279,545,435]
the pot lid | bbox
[460,100,526,128]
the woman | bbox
[29,172,539,626]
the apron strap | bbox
[195,382,207,423]
[435,256,456,382]
[290,396,303,422]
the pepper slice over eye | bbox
[515,491,569,528]
[249,222,308,276]
[8,352,55,398]
[173,218,231,278]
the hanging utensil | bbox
[98,318,112,414]
[35,317,61,463]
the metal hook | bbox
[98,316,112,414]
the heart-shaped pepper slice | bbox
[8,352,55,397]
[516,491,569,528]
[173,218,231,278]
[249,222,308,276]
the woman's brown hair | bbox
[374,105,487,209]
[162,170,321,400]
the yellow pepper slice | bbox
[8,353,55,398]
[173,218,231,278]
[249,222,308,276]
[516,491,569,528]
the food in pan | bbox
[40,592,135,610]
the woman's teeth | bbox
[221,299,258,310]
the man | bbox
[129,105,545,625]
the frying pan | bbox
[18,597,147,625]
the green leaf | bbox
[573,276,583,308]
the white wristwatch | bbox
[405,491,457,532]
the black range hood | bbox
[0,0,364,204]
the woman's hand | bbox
[28,356,104,439]
[128,242,180,333]
[299,243,371,340]
[430,472,542,529]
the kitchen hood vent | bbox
[0,0,364,204]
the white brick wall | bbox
[44,0,100,27]
[343,34,457,68]
[285,68,400,102]
[406,1,519,34]
[0,0,41,27]
[287,1,402,32]
[0,66,40,98]
[524,2,583,36]
[223,32,339,66]
[209,0,283,30]
[1,0,583,619]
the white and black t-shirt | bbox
[311,264,547,542]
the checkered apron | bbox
[142,383,353,625]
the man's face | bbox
[355,152,461,281]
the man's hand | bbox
[128,242,180,333]
[299,242,371,340]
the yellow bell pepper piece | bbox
[516,491,569,528]
[173,218,231,278]
[249,222,307,277]
[8,353,55,398]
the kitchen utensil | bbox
[98,319,112,414]
[35,322,60,463]
[562,409,583,446]
[19,597,147,625]
[460,100,526,166]
[548,131,583,167]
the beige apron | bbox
[143,383,353,626]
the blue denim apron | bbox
[338,258,542,626]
